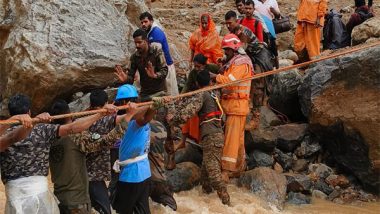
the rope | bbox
[1,41,379,126]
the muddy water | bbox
[151,184,380,214]
[1,182,379,214]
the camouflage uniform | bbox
[164,91,230,204]
[125,45,168,99]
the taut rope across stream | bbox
[1,41,380,126]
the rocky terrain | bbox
[1,0,380,213]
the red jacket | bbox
[240,17,264,42]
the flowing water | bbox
[151,184,380,214]
[0,179,379,213]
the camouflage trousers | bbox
[201,132,226,192]
[251,64,271,109]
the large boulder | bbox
[351,17,380,45]
[174,143,203,166]
[273,123,308,153]
[0,0,183,115]
[238,167,287,210]
[269,69,306,122]
[0,0,137,114]
[298,46,380,194]
[245,128,277,153]
[166,162,201,192]
[246,150,274,170]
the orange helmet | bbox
[221,34,242,51]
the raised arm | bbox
[0,126,32,152]
[0,114,33,135]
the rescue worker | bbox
[225,10,272,119]
[114,29,176,172]
[109,85,177,211]
[111,85,157,214]
[180,54,221,149]
[154,70,230,205]
[114,29,168,102]
[214,34,253,180]
[0,114,33,152]
[0,94,122,214]
[49,99,137,214]
[294,0,328,61]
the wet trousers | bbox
[221,115,247,172]
[294,22,322,59]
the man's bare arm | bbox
[0,126,32,152]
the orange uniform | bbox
[216,54,253,172]
[189,13,223,64]
[294,0,328,59]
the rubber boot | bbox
[217,187,231,205]
[201,181,213,194]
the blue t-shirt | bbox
[148,26,173,65]
[119,120,151,183]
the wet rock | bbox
[259,106,282,128]
[285,173,312,193]
[274,162,284,173]
[292,159,309,172]
[247,150,274,170]
[174,143,202,166]
[328,189,342,201]
[269,69,306,122]
[245,128,277,153]
[279,50,299,62]
[298,46,380,194]
[274,148,293,171]
[308,164,334,179]
[287,192,311,205]
[294,136,321,158]
[352,17,380,45]
[238,167,287,210]
[313,179,334,195]
[312,190,328,200]
[325,175,350,188]
[274,124,308,152]
[166,162,201,192]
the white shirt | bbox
[254,0,280,20]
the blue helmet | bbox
[115,84,138,100]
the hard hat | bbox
[115,84,138,100]
[221,34,242,51]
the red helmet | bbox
[221,34,242,51]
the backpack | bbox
[357,10,374,23]
[323,9,350,50]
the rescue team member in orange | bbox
[294,0,328,60]
[213,34,253,181]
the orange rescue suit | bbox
[294,0,328,58]
[216,54,253,172]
